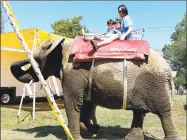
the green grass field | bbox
[1,95,186,140]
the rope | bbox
[2,1,74,140]
[122,59,127,109]
[86,58,95,101]
[6,1,21,30]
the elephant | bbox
[10,37,179,140]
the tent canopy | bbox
[1,28,72,51]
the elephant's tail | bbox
[171,79,175,97]
[169,74,175,106]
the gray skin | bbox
[11,39,179,140]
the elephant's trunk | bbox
[10,59,39,83]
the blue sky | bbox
[3,1,186,50]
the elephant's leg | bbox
[158,111,180,140]
[80,101,100,134]
[63,70,89,140]
[131,110,146,129]
[90,104,97,125]
[125,110,146,140]
[63,91,83,140]
[80,100,94,130]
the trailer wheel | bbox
[1,93,11,104]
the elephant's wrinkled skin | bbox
[11,39,179,140]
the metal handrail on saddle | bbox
[131,28,145,40]
[82,28,145,41]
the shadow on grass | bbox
[13,125,159,140]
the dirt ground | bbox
[1,95,186,140]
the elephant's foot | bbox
[73,137,83,140]
[71,135,84,140]
[90,124,100,134]
[80,121,100,134]
[124,128,144,140]
[80,122,88,130]
[158,111,180,140]
[164,133,180,140]
[86,124,100,134]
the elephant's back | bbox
[94,59,124,84]
[146,49,171,73]
[91,51,172,109]
[93,49,171,80]
[92,59,140,109]
[93,58,144,87]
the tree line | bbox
[162,14,186,87]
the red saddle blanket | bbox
[70,36,150,62]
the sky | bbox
[2,1,186,50]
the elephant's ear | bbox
[33,39,55,63]
[35,37,65,80]
[33,37,64,60]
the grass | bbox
[1,95,186,140]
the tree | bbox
[162,14,186,87]
[51,16,89,38]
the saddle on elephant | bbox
[70,36,150,62]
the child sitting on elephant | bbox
[90,18,122,51]
[90,4,134,51]
[95,19,119,39]
[84,19,120,41]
